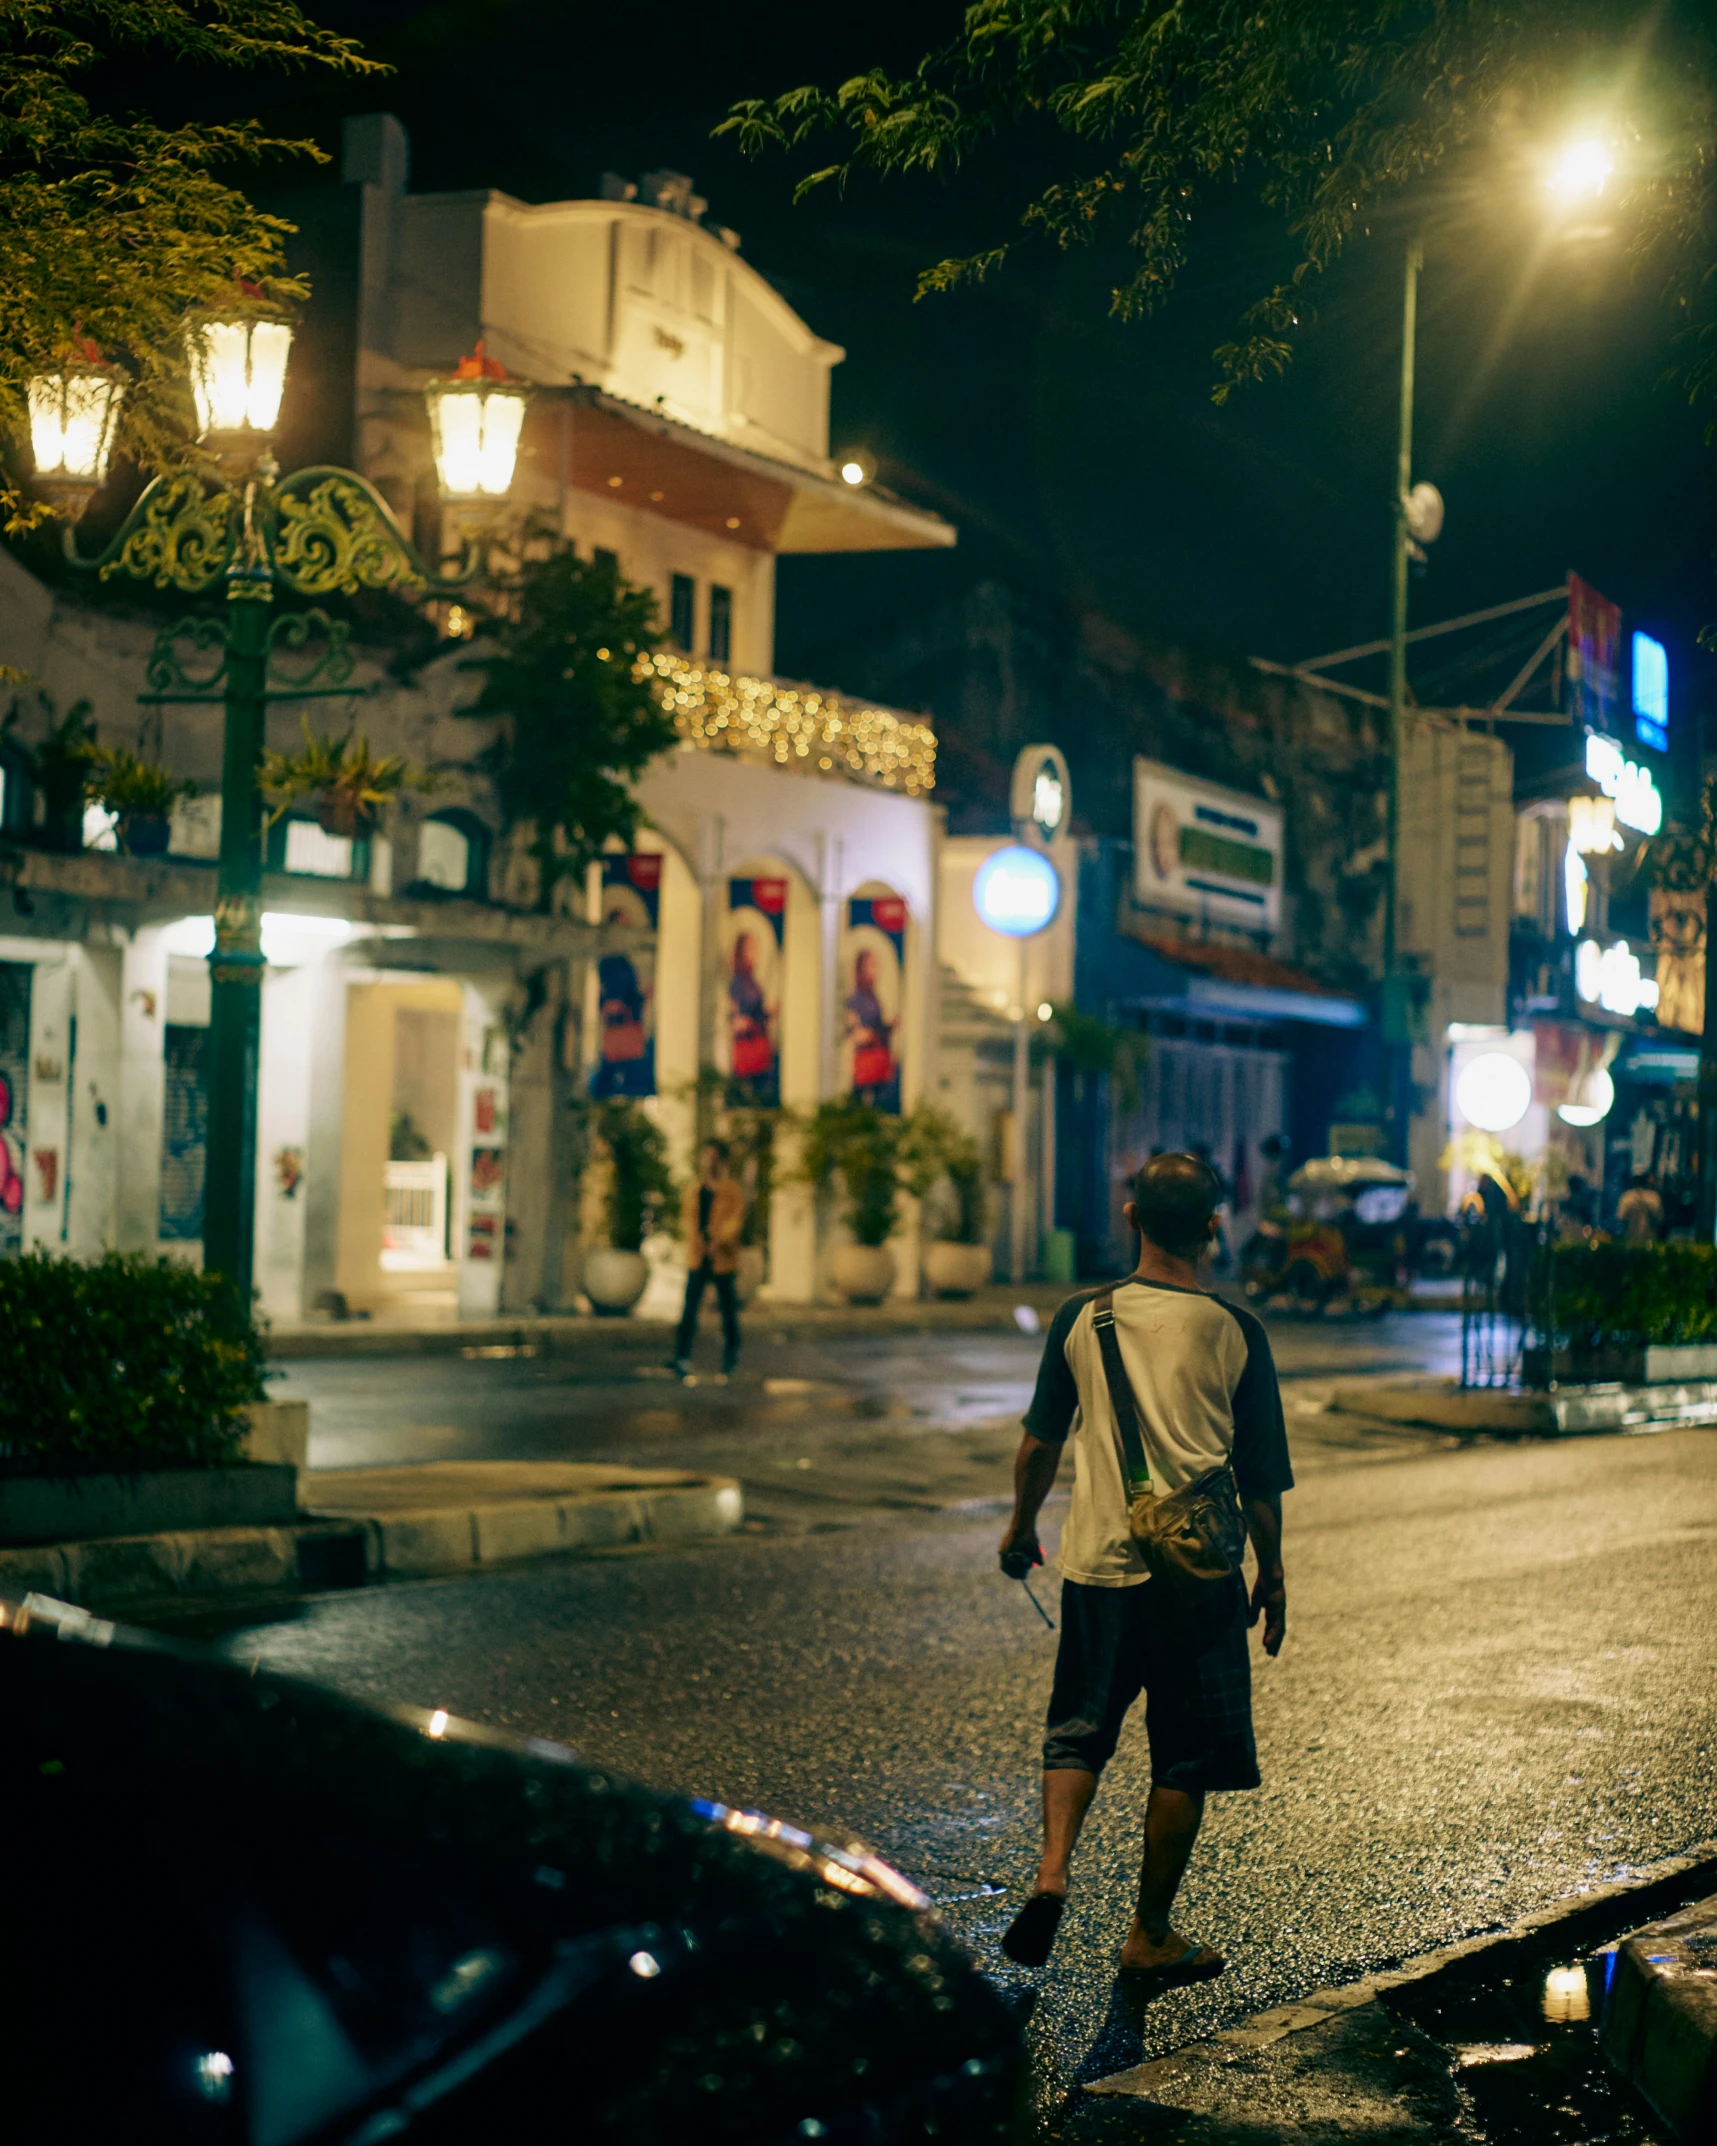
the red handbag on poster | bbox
[602,1017,647,1063]
[732,1032,773,1079]
[853,1043,893,1087]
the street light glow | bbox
[188,317,293,440]
[27,362,124,485]
[836,449,876,488]
[428,346,530,500]
[1548,139,1613,201]
[1454,1052,1531,1134]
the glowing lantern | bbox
[27,339,124,489]
[186,312,293,443]
[1454,1052,1531,1134]
[426,344,529,500]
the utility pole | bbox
[1382,234,1423,1166]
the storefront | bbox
[1060,838,1371,1272]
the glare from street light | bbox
[188,317,293,440]
[27,354,124,485]
[837,449,876,488]
[427,345,529,500]
[1548,139,1614,201]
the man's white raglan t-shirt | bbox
[1022,1276,1293,1588]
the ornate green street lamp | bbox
[45,317,528,1299]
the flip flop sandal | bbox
[1000,1892,1066,1967]
[1118,1940,1226,1988]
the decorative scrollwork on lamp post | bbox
[50,316,528,1299]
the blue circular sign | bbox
[973,844,1060,938]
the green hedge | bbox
[0,1251,269,1470]
[1547,1240,1717,1352]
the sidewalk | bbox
[266,1284,1078,1359]
[1328,1370,1717,1437]
[1086,1846,1717,2142]
[0,1460,743,1609]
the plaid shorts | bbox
[1042,1574,1260,1792]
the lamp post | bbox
[1379,142,1612,1164]
[973,842,1061,1283]
[1380,234,1424,1164]
[42,320,526,1299]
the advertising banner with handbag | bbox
[841,893,907,1113]
[1090,1288,1247,1595]
[723,878,786,1107]
[591,855,661,1099]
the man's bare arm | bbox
[999,1432,1062,1567]
[1241,1492,1285,1655]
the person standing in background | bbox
[672,1140,747,1377]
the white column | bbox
[255,962,317,1322]
[117,930,169,1251]
[454,979,509,1318]
[22,947,73,1251]
[66,944,122,1257]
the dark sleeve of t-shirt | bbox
[1020,1291,1093,1445]
[1221,1301,1294,1497]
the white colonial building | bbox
[0,118,1001,1324]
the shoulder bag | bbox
[1090,1287,1247,1592]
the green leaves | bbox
[0,1249,268,1468]
[1545,1238,1717,1351]
[257,720,420,832]
[458,547,677,911]
[724,1,1717,405]
[0,0,381,526]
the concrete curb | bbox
[1328,1374,1717,1437]
[0,1469,743,1606]
[1090,1840,1717,2103]
[1601,1894,1717,2140]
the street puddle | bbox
[1379,1863,1717,2144]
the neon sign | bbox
[1584,734,1662,837]
[1632,632,1669,753]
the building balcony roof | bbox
[550,385,955,557]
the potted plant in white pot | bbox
[908,1109,993,1298]
[799,1099,916,1303]
[583,1099,676,1314]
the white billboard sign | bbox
[1132,757,1283,932]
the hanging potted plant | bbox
[87,745,196,857]
[5,693,98,852]
[260,721,419,839]
[799,1098,907,1304]
[583,1098,677,1314]
[905,1108,993,1298]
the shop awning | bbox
[560,391,955,555]
[1113,930,1368,1029]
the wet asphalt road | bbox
[237,1316,1717,2132]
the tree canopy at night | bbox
[459,548,678,910]
[723,1,1717,406]
[0,0,379,515]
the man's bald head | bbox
[1129,1152,1222,1260]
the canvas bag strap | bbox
[1091,1287,1152,1498]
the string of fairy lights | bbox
[641,652,937,797]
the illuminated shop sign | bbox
[973,844,1060,937]
[1132,756,1283,932]
[1575,937,1659,1018]
[1584,733,1662,836]
[1632,632,1669,754]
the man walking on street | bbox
[998,1152,1292,1980]
[672,1140,747,1377]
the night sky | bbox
[164,1,1717,737]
